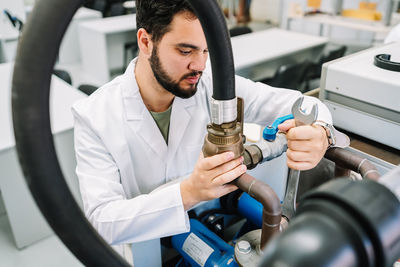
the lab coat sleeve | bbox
[234,75,332,125]
[72,107,190,245]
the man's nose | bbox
[189,52,207,72]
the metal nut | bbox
[237,240,251,254]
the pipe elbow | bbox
[236,173,281,248]
[325,148,381,181]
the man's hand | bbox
[180,151,246,210]
[278,119,329,171]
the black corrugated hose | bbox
[12,0,130,266]
[11,0,236,266]
[188,0,236,101]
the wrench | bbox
[281,97,318,221]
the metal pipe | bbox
[243,133,288,170]
[324,148,381,181]
[234,173,282,249]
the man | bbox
[72,0,332,260]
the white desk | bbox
[78,14,137,84]
[59,7,102,64]
[229,28,328,81]
[0,63,86,248]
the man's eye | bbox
[179,50,191,55]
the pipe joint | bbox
[257,133,288,163]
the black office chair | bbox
[304,45,347,90]
[78,84,98,96]
[83,0,96,9]
[229,26,252,37]
[260,61,313,92]
[92,0,107,16]
[123,41,138,70]
[53,69,72,85]
[108,2,126,17]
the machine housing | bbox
[319,42,400,150]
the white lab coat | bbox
[72,59,332,255]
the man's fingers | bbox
[211,156,243,177]
[287,158,315,171]
[286,148,313,162]
[199,151,235,170]
[286,125,315,140]
[277,119,295,132]
[287,140,313,152]
[212,164,247,186]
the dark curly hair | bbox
[136,0,196,43]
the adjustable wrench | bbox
[281,97,318,221]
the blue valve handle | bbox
[263,114,294,141]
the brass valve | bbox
[202,98,245,159]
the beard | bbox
[149,45,202,99]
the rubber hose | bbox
[187,0,236,100]
[12,0,235,266]
[11,0,129,266]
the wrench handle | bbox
[282,169,300,220]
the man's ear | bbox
[137,28,153,57]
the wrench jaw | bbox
[291,96,318,126]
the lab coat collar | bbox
[120,58,197,161]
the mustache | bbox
[181,71,203,80]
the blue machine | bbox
[237,193,263,228]
[172,114,296,266]
[171,219,238,267]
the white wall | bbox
[0,0,26,62]
[0,0,25,38]
[280,0,392,45]
[0,191,5,216]
[250,0,282,25]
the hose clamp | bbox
[210,98,237,125]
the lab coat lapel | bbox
[167,96,196,160]
[135,107,168,160]
[121,61,168,161]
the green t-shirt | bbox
[150,105,172,144]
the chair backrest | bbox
[268,61,312,91]
[78,84,98,96]
[109,2,126,17]
[92,0,107,15]
[53,69,72,85]
[84,0,96,9]
[321,45,347,64]
[229,26,252,37]
[306,45,347,81]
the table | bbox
[229,28,328,81]
[78,14,137,84]
[0,63,86,248]
[59,7,102,64]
